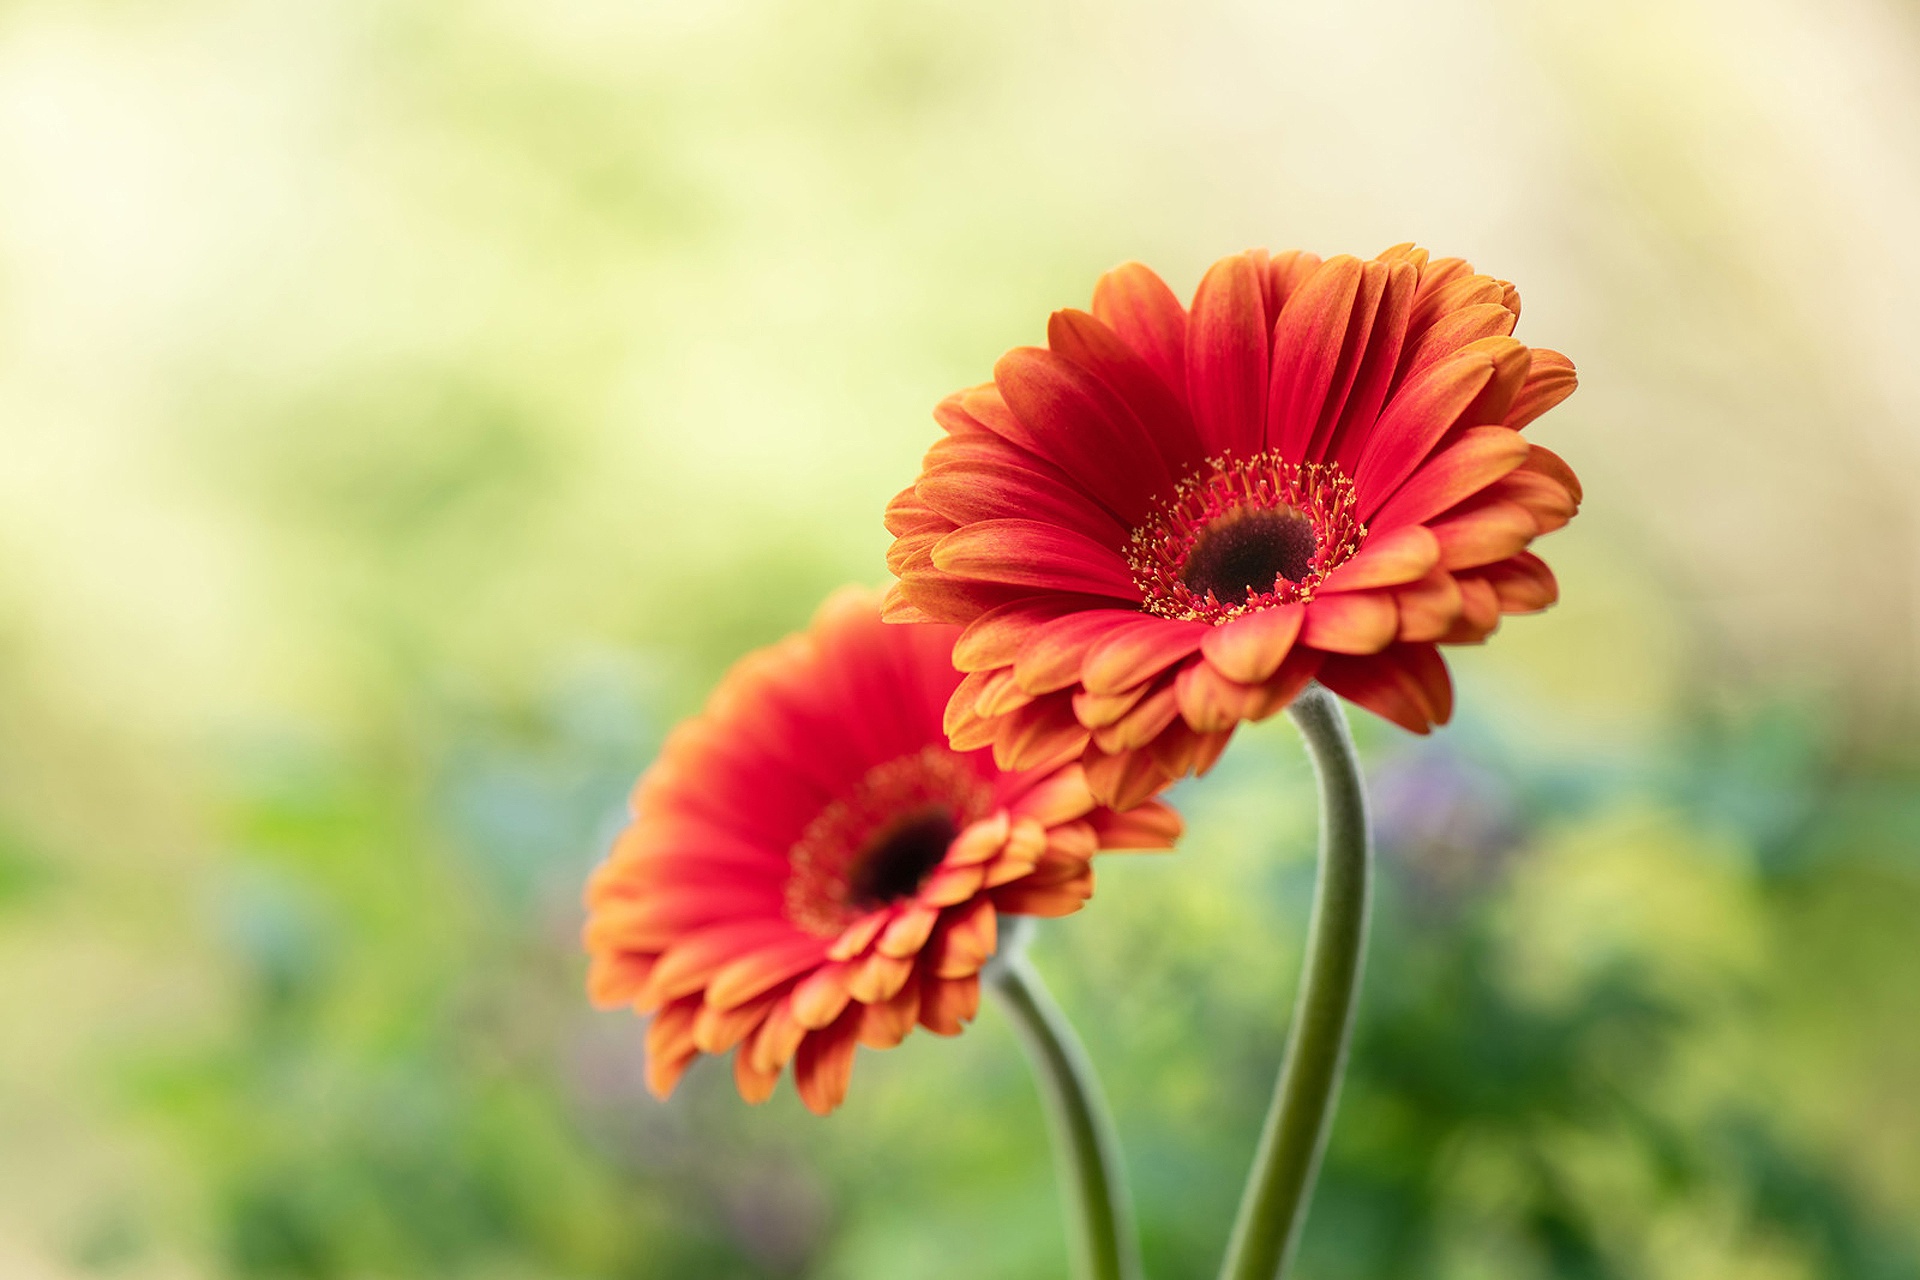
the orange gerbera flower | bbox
[884,245,1580,807]
[584,590,1179,1115]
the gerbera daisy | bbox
[883,245,1579,807]
[583,589,1179,1115]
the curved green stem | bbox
[987,950,1142,1280]
[1219,684,1373,1280]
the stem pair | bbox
[988,685,1373,1280]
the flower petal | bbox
[1266,255,1364,461]
[995,346,1177,526]
[1318,526,1440,593]
[1049,308,1207,472]
[1368,426,1531,527]
[1090,261,1188,396]
[1186,252,1270,458]
[1395,569,1464,642]
[1504,348,1577,430]
[1351,345,1503,507]
[1080,616,1212,695]
[932,520,1142,599]
[1200,602,1304,684]
[1301,591,1400,655]
[1430,499,1537,570]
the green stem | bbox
[1219,684,1373,1280]
[987,948,1142,1280]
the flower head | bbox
[584,589,1179,1114]
[884,245,1580,807]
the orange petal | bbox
[1430,500,1537,570]
[877,903,942,959]
[705,934,829,1010]
[845,950,915,1003]
[1351,346,1501,504]
[1475,552,1559,613]
[1503,348,1576,430]
[586,952,655,1010]
[1317,526,1440,593]
[1091,677,1183,752]
[1014,608,1150,694]
[1317,644,1451,734]
[1084,746,1177,811]
[1089,799,1183,850]
[733,1050,779,1105]
[1395,569,1464,643]
[794,1011,861,1115]
[1200,602,1304,684]
[1007,764,1098,825]
[991,693,1092,774]
[857,979,923,1050]
[791,963,854,1030]
[918,973,981,1036]
[932,898,998,979]
[1176,661,1272,733]
[1301,592,1399,655]
[1081,616,1211,695]
[1073,682,1152,729]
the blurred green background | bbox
[2,0,1917,1276]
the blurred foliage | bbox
[1,0,1918,1277]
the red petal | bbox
[1368,426,1531,527]
[1317,643,1452,733]
[1351,347,1501,508]
[932,520,1141,599]
[1049,308,1207,472]
[1090,262,1188,397]
[1186,252,1270,457]
[994,346,1177,526]
[1266,255,1364,460]
[918,460,1129,546]
[1326,260,1418,472]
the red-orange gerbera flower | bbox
[584,590,1179,1115]
[883,245,1580,807]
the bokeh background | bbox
[2,0,1917,1276]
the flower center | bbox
[785,745,991,936]
[1128,453,1365,624]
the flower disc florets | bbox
[1129,454,1365,624]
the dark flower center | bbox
[846,808,957,909]
[1179,507,1319,605]
[1126,453,1365,624]
[785,745,991,936]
